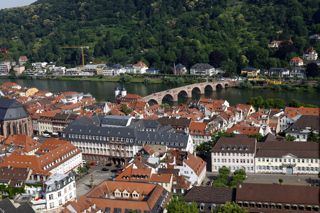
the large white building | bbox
[211,135,257,173]
[44,172,76,211]
[190,63,216,76]
[63,117,194,164]
[255,141,319,175]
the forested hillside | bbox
[0,0,319,73]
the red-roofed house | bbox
[19,56,28,65]
[133,61,149,74]
[226,123,262,136]
[189,121,211,146]
[0,138,82,182]
[290,57,304,67]
[2,134,40,155]
[175,153,206,186]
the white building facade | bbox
[255,141,319,175]
[45,173,77,211]
[211,135,257,173]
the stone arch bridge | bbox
[143,80,239,104]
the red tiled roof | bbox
[184,153,206,176]
[150,174,172,183]
[0,139,80,176]
[227,124,260,135]
[3,135,40,153]
[285,107,319,119]
[290,57,303,63]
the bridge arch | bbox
[162,94,174,105]
[177,90,189,103]
[191,87,201,100]
[216,83,223,90]
[148,99,159,106]
[204,84,213,92]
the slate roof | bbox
[0,198,16,213]
[63,117,190,149]
[130,119,162,130]
[191,63,214,70]
[100,115,131,127]
[255,141,319,158]
[212,135,256,153]
[184,186,234,204]
[0,198,35,213]
[286,115,319,133]
[0,98,29,121]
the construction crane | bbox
[0,48,9,62]
[62,46,89,66]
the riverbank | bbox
[3,74,207,85]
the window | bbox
[49,202,54,209]
[200,203,205,212]
[49,194,53,200]
[58,191,61,197]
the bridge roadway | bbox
[142,80,239,104]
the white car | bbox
[43,133,51,138]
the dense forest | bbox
[0,0,320,73]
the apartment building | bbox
[211,135,257,173]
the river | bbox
[0,79,319,105]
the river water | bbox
[0,79,319,105]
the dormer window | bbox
[132,191,139,199]
[114,189,121,197]
[122,190,130,198]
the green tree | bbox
[308,132,320,142]
[214,202,248,213]
[286,134,296,141]
[167,196,199,213]
[230,169,246,187]
[278,178,283,185]
[120,104,133,115]
[306,63,320,78]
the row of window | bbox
[42,149,78,170]
[68,134,135,143]
[213,152,252,157]
[214,166,254,171]
[69,138,186,148]
[258,166,319,172]
[257,158,318,164]
[214,158,254,164]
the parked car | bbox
[43,133,51,138]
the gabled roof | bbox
[183,153,206,176]
[212,135,256,153]
[236,183,319,205]
[286,115,319,133]
[255,141,319,158]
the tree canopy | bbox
[0,0,319,73]
[166,196,198,213]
